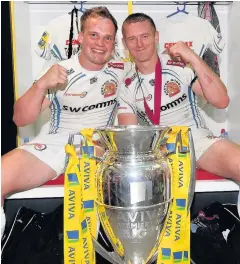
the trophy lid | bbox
[95,125,171,153]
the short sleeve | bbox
[33,65,56,102]
[117,80,137,115]
[182,64,195,85]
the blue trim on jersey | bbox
[64,73,86,94]
[162,68,181,79]
[107,101,117,125]
[192,90,204,128]
[52,44,63,60]
[199,44,205,57]
[49,96,61,133]
[162,71,183,84]
[38,48,45,58]
[103,68,118,83]
[188,86,200,128]
[213,38,223,54]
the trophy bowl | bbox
[94,125,173,264]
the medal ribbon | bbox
[143,57,162,125]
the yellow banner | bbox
[64,144,83,264]
[64,129,97,264]
[158,126,191,264]
[64,126,192,264]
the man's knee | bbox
[1,151,16,198]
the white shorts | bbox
[190,128,223,161]
[19,133,70,177]
[19,128,221,178]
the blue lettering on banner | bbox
[84,162,90,190]
[178,160,184,188]
[68,247,76,263]
[175,214,182,241]
[165,210,173,237]
[83,237,90,264]
[68,190,75,219]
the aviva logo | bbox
[173,251,182,263]
[81,219,88,234]
[183,251,189,261]
[68,173,79,186]
[176,199,186,210]
[178,151,187,158]
[166,143,176,153]
[162,248,171,260]
[83,200,94,213]
[67,230,79,243]
[82,146,94,158]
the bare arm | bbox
[13,84,51,127]
[169,42,229,109]
[118,113,138,125]
[13,65,67,127]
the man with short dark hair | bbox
[118,13,240,186]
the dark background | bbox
[1,1,17,155]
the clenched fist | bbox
[37,64,68,92]
[167,41,197,64]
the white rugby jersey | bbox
[37,55,129,134]
[35,13,80,62]
[157,14,225,57]
[118,54,207,129]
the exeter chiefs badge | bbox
[34,143,47,151]
[164,79,181,97]
[101,80,117,98]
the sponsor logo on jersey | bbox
[207,135,219,139]
[149,79,155,86]
[34,143,47,151]
[164,79,181,97]
[136,94,152,102]
[138,94,187,116]
[90,77,98,84]
[164,41,193,49]
[108,62,124,70]
[38,31,49,50]
[167,60,186,68]
[64,92,87,98]
[62,98,117,113]
[66,39,80,45]
[101,80,117,98]
[67,68,75,75]
[125,73,137,87]
[160,94,187,111]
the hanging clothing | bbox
[157,14,225,59]
[198,2,222,76]
[35,8,81,64]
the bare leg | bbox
[1,149,57,202]
[197,139,240,181]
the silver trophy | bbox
[91,125,196,264]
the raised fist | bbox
[37,64,68,91]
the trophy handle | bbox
[92,237,123,264]
[187,128,196,212]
